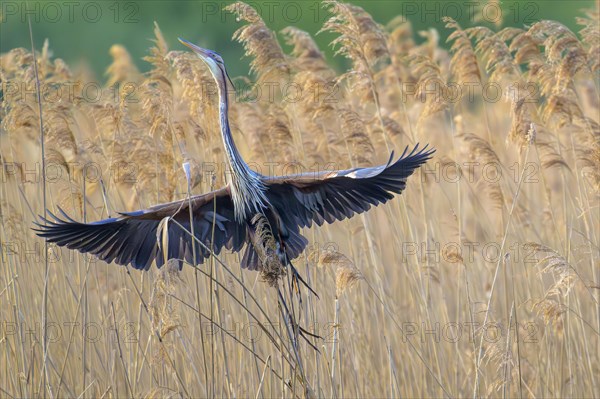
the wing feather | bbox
[34,187,246,270]
[265,144,434,230]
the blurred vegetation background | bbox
[1,0,595,79]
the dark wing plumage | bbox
[264,144,434,231]
[33,187,246,270]
[34,144,433,272]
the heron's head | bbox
[178,38,232,88]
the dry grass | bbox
[1,1,599,397]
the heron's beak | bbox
[178,37,235,89]
[178,37,211,60]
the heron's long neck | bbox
[215,73,268,220]
[218,87,249,176]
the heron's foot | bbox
[277,289,321,353]
[294,319,321,353]
[289,262,319,299]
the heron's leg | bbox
[277,285,320,353]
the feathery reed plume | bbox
[576,119,600,192]
[444,17,481,87]
[335,262,363,298]
[266,105,295,164]
[381,115,406,140]
[167,50,215,121]
[532,296,567,328]
[143,22,171,77]
[529,242,578,298]
[44,106,78,164]
[321,0,389,72]
[507,28,544,65]
[484,330,518,396]
[528,20,589,93]
[541,89,582,128]
[507,88,570,172]
[577,8,600,72]
[387,16,415,58]
[320,0,390,102]
[291,70,340,162]
[234,101,268,162]
[384,16,416,89]
[320,0,392,150]
[535,136,570,171]
[413,28,444,60]
[281,26,333,76]
[309,249,363,295]
[459,133,505,210]
[38,39,52,78]
[0,47,34,79]
[141,37,185,203]
[250,214,286,286]
[3,102,40,141]
[141,76,174,142]
[0,200,24,239]
[106,44,141,87]
[150,259,183,338]
[47,57,74,83]
[507,95,535,148]
[339,109,375,165]
[226,1,290,82]
[407,54,448,122]
[466,26,520,84]
[44,147,84,215]
[528,241,585,333]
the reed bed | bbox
[0,2,598,397]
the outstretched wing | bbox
[265,144,434,230]
[33,187,246,270]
